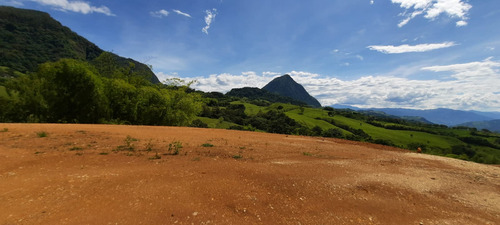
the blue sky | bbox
[2,0,500,111]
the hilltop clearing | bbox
[1,124,499,224]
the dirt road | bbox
[1,123,499,224]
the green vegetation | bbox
[201,143,214,147]
[69,146,83,151]
[198,95,500,164]
[36,131,48,138]
[0,6,159,83]
[167,141,183,155]
[0,58,202,125]
[232,154,243,159]
[114,135,138,152]
[1,128,8,132]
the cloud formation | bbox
[158,58,500,111]
[150,9,169,18]
[31,0,115,16]
[173,9,191,18]
[367,42,455,54]
[202,8,217,34]
[392,0,472,27]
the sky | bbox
[2,0,500,111]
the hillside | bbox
[226,87,308,106]
[263,75,322,108]
[459,119,500,133]
[1,123,499,224]
[198,98,500,164]
[365,108,493,126]
[0,6,159,83]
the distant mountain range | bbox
[332,104,500,131]
[263,75,322,108]
[0,6,159,83]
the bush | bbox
[190,119,208,128]
[322,128,343,138]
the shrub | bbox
[37,131,47,138]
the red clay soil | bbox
[0,123,499,225]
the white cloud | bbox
[202,8,217,35]
[456,20,467,27]
[367,42,455,54]
[173,9,191,18]
[392,0,472,27]
[370,0,374,5]
[31,0,115,16]
[150,9,169,18]
[160,58,500,111]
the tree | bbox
[35,59,110,123]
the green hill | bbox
[0,6,159,83]
[263,74,322,108]
[198,97,500,164]
[458,120,500,133]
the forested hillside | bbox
[0,6,159,83]
[195,94,500,164]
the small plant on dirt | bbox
[37,131,48,138]
[167,141,183,155]
[149,154,161,160]
[232,154,243,159]
[69,146,83,151]
[201,143,214,147]
[114,135,138,152]
[99,152,108,155]
[1,128,8,132]
[34,151,44,155]
[145,139,154,152]
[303,152,313,156]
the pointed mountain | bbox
[263,74,321,108]
[0,6,159,83]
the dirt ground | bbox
[0,123,499,225]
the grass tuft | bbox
[37,131,48,138]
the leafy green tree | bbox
[104,78,137,123]
[322,128,343,138]
[35,59,109,123]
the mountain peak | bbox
[263,75,322,108]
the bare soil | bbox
[1,123,499,225]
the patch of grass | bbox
[232,154,243,159]
[34,151,44,154]
[36,131,48,138]
[167,141,183,155]
[201,143,214,147]
[303,152,313,156]
[99,152,108,155]
[1,128,8,132]
[69,146,83,151]
[239,146,246,150]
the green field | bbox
[200,101,500,164]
